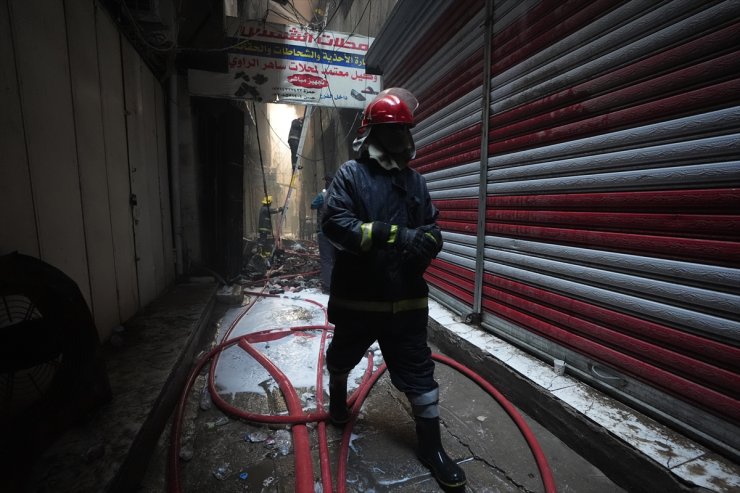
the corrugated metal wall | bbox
[0,0,174,340]
[368,0,740,461]
[123,37,175,305]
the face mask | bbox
[368,143,404,170]
[374,124,413,154]
[369,124,415,165]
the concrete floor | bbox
[137,291,626,493]
[18,277,738,493]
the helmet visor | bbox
[375,88,419,115]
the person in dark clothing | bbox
[310,174,335,293]
[257,195,282,255]
[288,117,304,170]
[321,88,466,488]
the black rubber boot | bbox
[328,372,350,426]
[415,416,467,488]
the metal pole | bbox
[169,74,184,277]
[253,102,270,204]
[471,0,494,323]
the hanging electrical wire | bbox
[181,0,375,154]
[285,0,313,25]
[251,104,320,163]
[313,0,375,143]
[267,8,302,24]
[252,101,271,203]
[317,0,347,37]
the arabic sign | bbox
[188,22,382,109]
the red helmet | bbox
[360,88,418,128]
[354,88,418,151]
[361,93,414,127]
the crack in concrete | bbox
[464,456,533,493]
[442,420,533,493]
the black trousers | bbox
[317,232,335,291]
[325,308,437,396]
[289,139,299,165]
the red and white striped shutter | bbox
[367,0,740,461]
[370,0,490,308]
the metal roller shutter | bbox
[366,0,740,462]
[370,0,489,314]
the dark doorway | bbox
[192,97,244,281]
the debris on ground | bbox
[239,238,322,292]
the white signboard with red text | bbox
[188,22,381,109]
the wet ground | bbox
[22,240,737,492]
[137,288,626,493]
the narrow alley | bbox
[35,243,629,493]
[138,247,625,493]
[136,274,627,493]
[2,1,740,492]
[20,243,738,493]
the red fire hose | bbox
[167,293,557,493]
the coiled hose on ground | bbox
[167,289,556,493]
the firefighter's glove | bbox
[396,226,442,267]
[419,224,443,257]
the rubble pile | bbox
[240,239,322,293]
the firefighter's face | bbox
[373,123,414,154]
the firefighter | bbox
[288,116,304,170]
[310,174,336,293]
[321,88,466,488]
[257,195,282,255]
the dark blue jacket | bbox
[321,158,441,321]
